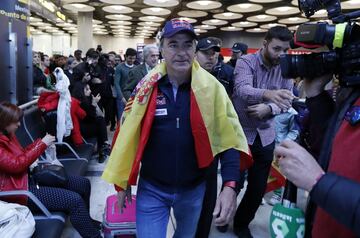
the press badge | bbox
[155,108,168,116]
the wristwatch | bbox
[223,181,240,195]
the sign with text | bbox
[0,0,30,22]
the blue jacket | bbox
[140,76,240,191]
[211,62,234,97]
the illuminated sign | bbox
[38,0,55,13]
[56,11,66,21]
[0,0,30,21]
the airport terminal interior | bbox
[0,0,359,238]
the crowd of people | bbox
[1,17,358,238]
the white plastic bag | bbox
[45,144,63,167]
[0,201,35,238]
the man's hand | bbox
[304,74,333,98]
[92,93,101,105]
[213,187,237,226]
[246,103,272,119]
[116,186,132,213]
[275,140,325,191]
[263,89,294,110]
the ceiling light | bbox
[150,7,162,12]
[220,26,243,31]
[103,5,133,14]
[246,28,267,33]
[144,0,179,7]
[232,21,258,28]
[177,17,197,23]
[202,19,228,25]
[223,12,234,17]
[266,6,300,15]
[213,12,243,20]
[289,17,299,21]
[247,14,277,22]
[112,6,125,10]
[178,10,208,18]
[198,1,211,6]
[276,6,292,12]
[73,4,85,9]
[257,15,267,19]
[187,1,222,10]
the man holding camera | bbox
[275,76,360,237]
[72,49,101,87]
[232,26,295,237]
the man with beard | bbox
[232,26,295,238]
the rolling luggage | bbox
[103,194,136,238]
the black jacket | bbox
[305,89,360,237]
[211,62,234,97]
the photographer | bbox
[275,74,360,237]
[72,49,101,87]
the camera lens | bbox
[280,51,338,79]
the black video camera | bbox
[280,0,360,86]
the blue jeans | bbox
[116,97,125,119]
[136,178,206,238]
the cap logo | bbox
[207,40,211,43]
[171,19,191,30]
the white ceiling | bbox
[29,0,360,38]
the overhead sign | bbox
[56,11,66,22]
[0,0,30,22]
[30,0,57,22]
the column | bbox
[77,11,93,53]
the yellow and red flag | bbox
[102,61,252,190]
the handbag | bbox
[31,164,68,188]
[0,201,35,238]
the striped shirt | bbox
[232,50,293,146]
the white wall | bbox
[32,33,72,56]
[32,34,146,56]
[92,35,145,55]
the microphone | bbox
[269,180,305,238]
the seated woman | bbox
[71,83,110,163]
[0,102,101,238]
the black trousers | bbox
[196,158,246,237]
[80,116,108,147]
[100,97,116,128]
[234,135,275,230]
[195,159,218,238]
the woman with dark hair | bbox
[0,102,101,238]
[71,83,110,163]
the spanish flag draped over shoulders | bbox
[102,61,252,190]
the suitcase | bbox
[103,194,137,238]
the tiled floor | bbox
[61,128,307,238]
